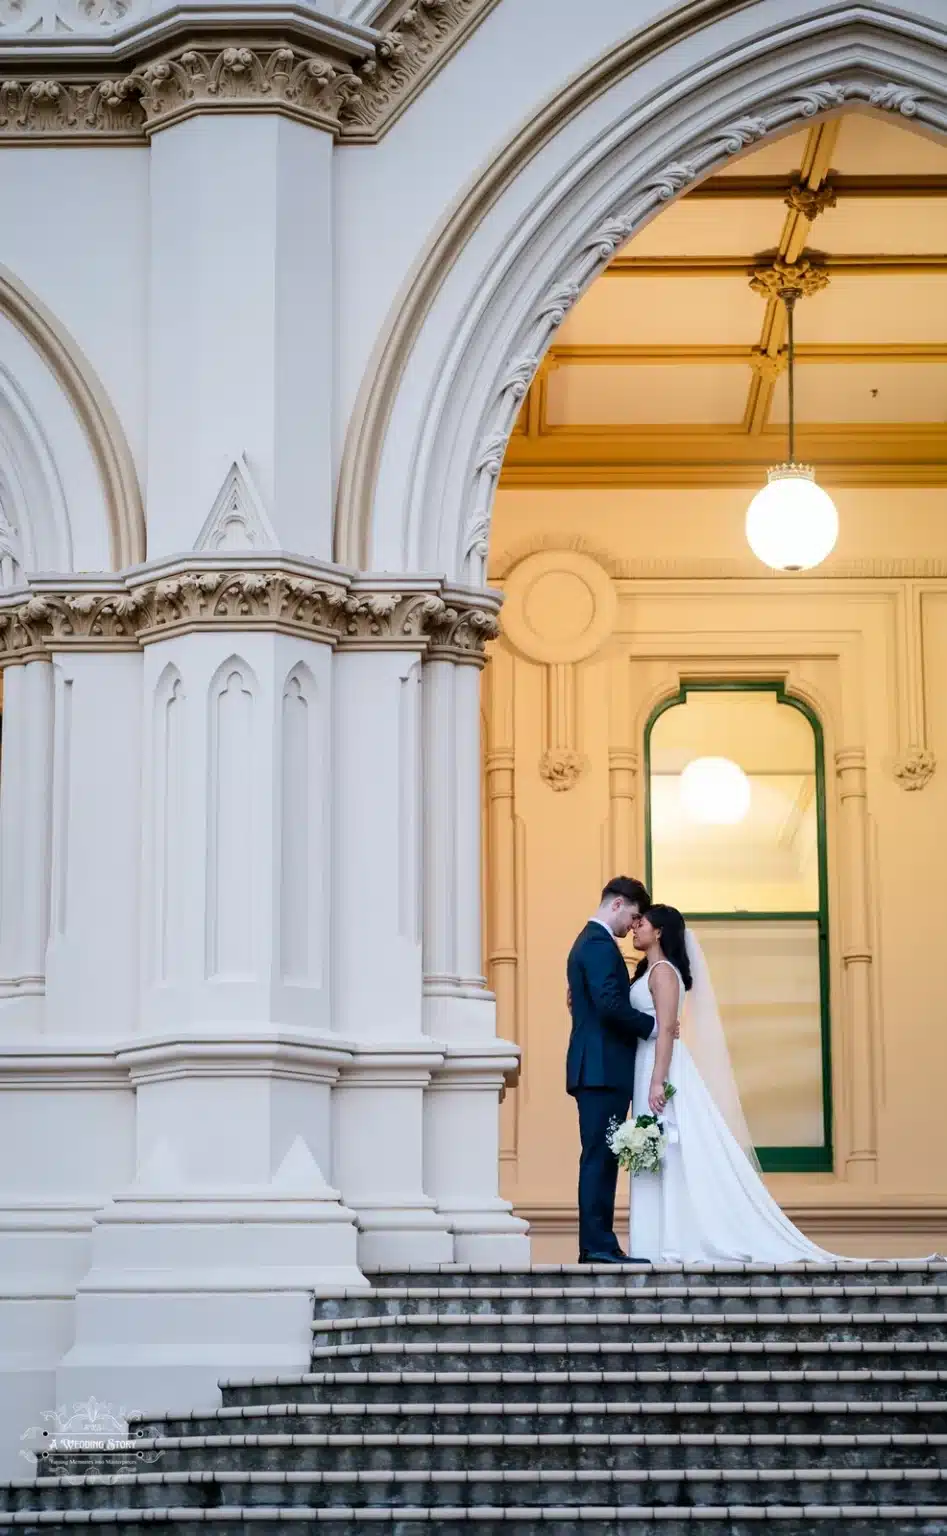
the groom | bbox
[566,876,659,1264]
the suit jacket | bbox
[566,921,656,1095]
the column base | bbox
[846,1153,878,1185]
[56,1185,365,1426]
[438,1195,530,1264]
[352,1203,455,1268]
[0,1199,100,1482]
[334,1045,455,1268]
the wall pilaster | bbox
[420,599,528,1263]
[0,659,53,1029]
[332,597,453,1266]
[835,746,878,1185]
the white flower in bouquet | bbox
[607,1084,676,1177]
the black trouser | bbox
[574,1085,631,1258]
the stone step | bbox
[315,1286,947,1321]
[310,1312,947,1347]
[66,1430,947,1476]
[133,1396,947,1442]
[3,1505,947,1535]
[308,1340,947,1376]
[227,1345,947,1402]
[358,1264,947,1291]
[6,1465,947,1513]
[210,1376,945,1406]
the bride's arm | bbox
[647,966,680,1114]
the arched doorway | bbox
[481,104,947,1257]
[336,1,947,1263]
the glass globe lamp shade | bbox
[679,756,751,826]
[745,465,839,572]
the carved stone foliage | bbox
[0,565,500,663]
[0,76,145,139]
[539,747,585,794]
[0,589,140,660]
[342,0,498,140]
[135,571,350,642]
[0,0,497,141]
[124,45,364,136]
[895,745,936,791]
[749,257,830,300]
[784,183,837,220]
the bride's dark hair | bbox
[633,904,693,991]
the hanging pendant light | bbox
[745,288,838,572]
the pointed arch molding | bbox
[336,3,947,576]
[0,266,145,571]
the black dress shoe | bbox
[583,1251,629,1264]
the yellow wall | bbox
[484,486,947,1258]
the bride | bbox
[627,902,837,1262]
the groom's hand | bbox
[566,987,572,1012]
[673,1021,681,1040]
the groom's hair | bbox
[600,876,651,910]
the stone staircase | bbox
[3,1262,947,1533]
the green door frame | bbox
[643,679,833,1174]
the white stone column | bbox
[0,650,111,1483]
[421,596,529,1263]
[45,650,142,1040]
[59,605,363,1415]
[331,582,453,1267]
[0,659,53,1029]
[147,113,335,559]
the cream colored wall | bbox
[484,486,947,1259]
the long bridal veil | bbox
[682,928,762,1174]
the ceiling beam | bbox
[605,254,947,276]
[501,425,947,489]
[547,343,947,366]
[689,175,947,199]
[742,122,839,435]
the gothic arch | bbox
[336,0,947,580]
[0,265,145,572]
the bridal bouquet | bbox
[607,1084,677,1176]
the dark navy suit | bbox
[566,921,655,1259]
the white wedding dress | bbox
[628,958,836,1263]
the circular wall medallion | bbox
[501,551,616,664]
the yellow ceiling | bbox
[503,112,947,487]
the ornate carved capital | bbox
[426,586,501,664]
[119,44,365,136]
[0,0,498,143]
[0,562,503,663]
[133,569,349,644]
[0,588,140,659]
[335,584,447,650]
[749,257,830,301]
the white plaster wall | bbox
[0,149,149,488]
[334,0,670,461]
